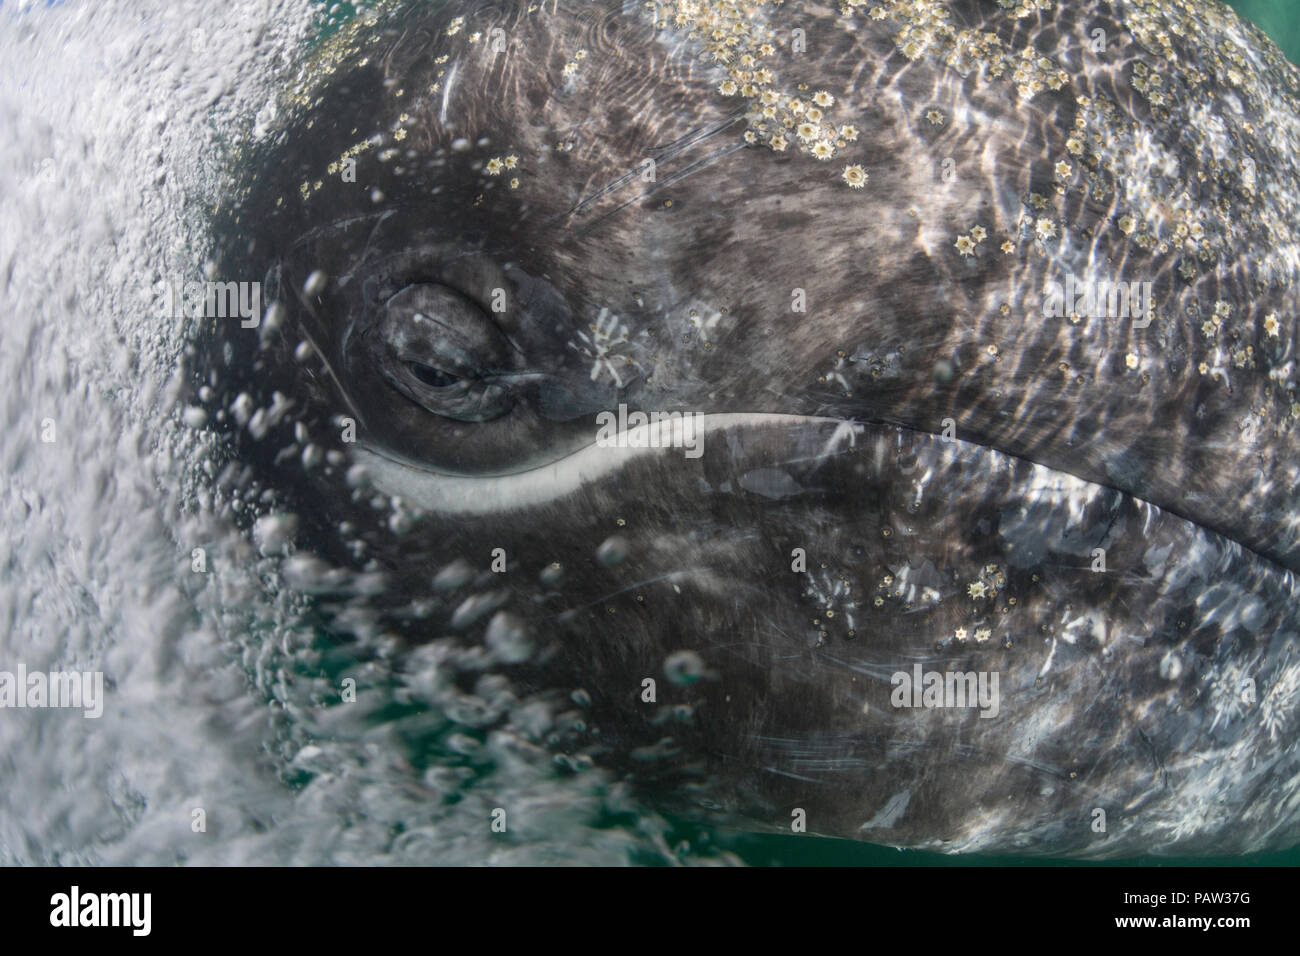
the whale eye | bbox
[361,283,516,422]
[407,361,460,389]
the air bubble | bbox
[303,270,327,296]
[433,559,475,592]
[252,513,298,556]
[596,536,629,567]
[664,650,706,686]
[485,611,533,664]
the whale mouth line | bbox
[354,412,854,515]
[353,412,1294,586]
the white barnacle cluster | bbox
[568,308,645,388]
[561,47,588,79]
[873,563,942,613]
[802,565,858,641]
[843,0,1068,98]
[751,87,863,169]
[953,223,989,258]
[483,153,522,189]
[952,624,992,644]
[647,0,869,186]
[967,563,1004,602]
[995,0,1054,19]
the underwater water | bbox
[1,0,1299,868]
[0,0,746,865]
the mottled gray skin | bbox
[194,0,1300,856]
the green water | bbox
[671,820,1300,866]
[1230,0,1300,64]
[302,0,1300,866]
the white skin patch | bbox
[355,412,842,515]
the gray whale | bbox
[191,0,1300,856]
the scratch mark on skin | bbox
[293,304,370,432]
[760,764,822,783]
[439,60,459,127]
[282,212,395,255]
[644,111,749,163]
[819,653,907,683]
[548,567,716,618]
[949,743,1070,783]
[562,139,751,232]
[861,789,911,830]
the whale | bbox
[187,0,1300,856]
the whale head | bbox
[190,0,1300,857]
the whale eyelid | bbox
[383,283,498,349]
